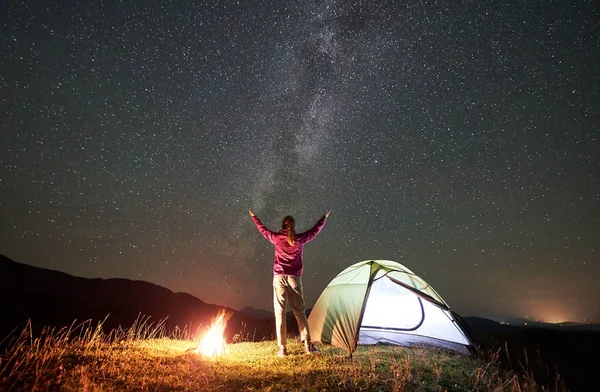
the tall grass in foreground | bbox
[0,318,565,391]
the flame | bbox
[195,310,231,357]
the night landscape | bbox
[1,0,598,391]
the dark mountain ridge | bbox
[0,254,274,342]
[239,306,274,319]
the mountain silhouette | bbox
[240,306,274,319]
[0,254,274,341]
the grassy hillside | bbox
[0,319,563,391]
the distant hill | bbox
[463,316,516,334]
[239,306,273,319]
[462,316,600,334]
[498,317,600,331]
[0,254,274,342]
[554,321,600,330]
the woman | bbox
[249,208,330,357]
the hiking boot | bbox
[277,346,288,357]
[304,340,318,355]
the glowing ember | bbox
[195,310,231,357]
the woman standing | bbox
[249,208,330,357]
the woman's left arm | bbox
[249,210,277,243]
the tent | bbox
[307,260,474,355]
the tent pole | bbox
[351,260,377,354]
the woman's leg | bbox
[286,276,310,344]
[273,275,288,353]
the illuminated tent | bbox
[308,260,474,355]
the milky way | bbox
[1,0,598,323]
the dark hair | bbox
[282,216,296,246]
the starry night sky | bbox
[1,0,599,323]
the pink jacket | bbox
[251,214,327,276]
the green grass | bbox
[0,318,563,391]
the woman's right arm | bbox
[300,210,329,243]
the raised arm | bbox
[249,209,277,243]
[299,210,330,243]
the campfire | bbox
[195,310,232,357]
